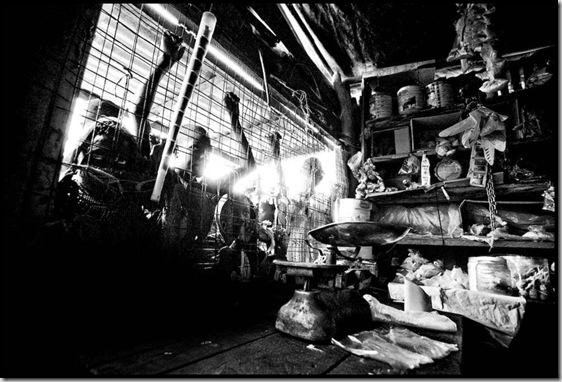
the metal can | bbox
[425,80,455,108]
[369,91,393,119]
[397,85,425,114]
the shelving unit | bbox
[357,45,556,266]
[365,179,551,204]
[363,84,554,163]
[397,234,554,250]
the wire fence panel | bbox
[55,4,348,279]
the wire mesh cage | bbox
[53,3,348,279]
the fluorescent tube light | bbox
[144,4,263,91]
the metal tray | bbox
[307,221,411,247]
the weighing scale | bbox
[274,221,411,342]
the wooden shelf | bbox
[369,146,472,163]
[508,136,554,147]
[365,179,550,204]
[396,233,555,249]
[359,47,556,254]
[483,81,554,107]
[364,80,554,162]
[365,104,464,131]
[359,45,555,84]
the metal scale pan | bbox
[308,221,411,247]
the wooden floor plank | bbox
[80,336,188,372]
[168,332,350,376]
[78,288,465,376]
[89,320,276,375]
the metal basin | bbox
[307,221,411,247]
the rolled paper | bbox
[151,12,217,202]
[404,278,432,312]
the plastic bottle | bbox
[421,152,431,187]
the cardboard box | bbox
[371,126,411,157]
[410,111,462,151]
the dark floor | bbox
[3,252,559,377]
[461,299,559,378]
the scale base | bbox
[275,289,336,342]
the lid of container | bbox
[434,158,462,181]
[371,92,392,99]
[468,256,507,263]
[426,79,450,87]
[397,85,423,94]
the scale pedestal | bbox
[273,261,348,342]
[274,221,411,342]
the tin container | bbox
[397,85,425,115]
[331,198,375,259]
[369,91,393,119]
[332,198,373,222]
[468,256,513,295]
[434,157,462,181]
[425,80,455,109]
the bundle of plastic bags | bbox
[332,325,458,370]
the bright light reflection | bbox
[144,4,179,26]
[63,97,89,164]
[169,152,238,181]
[207,47,264,91]
[233,150,336,200]
[203,153,239,180]
[145,4,263,92]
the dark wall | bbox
[6,3,101,246]
[4,4,102,376]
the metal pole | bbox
[151,12,217,202]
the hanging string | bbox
[433,188,446,247]
[291,89,311,123]
[114,65,134,101]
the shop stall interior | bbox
[4,2,558,378]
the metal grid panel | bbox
[59,3,347,270]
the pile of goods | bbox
[439,106,507,166]
[542,184,555,212]
[503,255,552,300]
[362,294,457,333]
[460,200,555,246]
[394,249,469,290]
[332,325,458,371]
[347,152,391,198]
[390,248,552,302]
[447,4,508,94]
[396,155,423,191]
[347,152,432,197]
[386,248,538,347]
